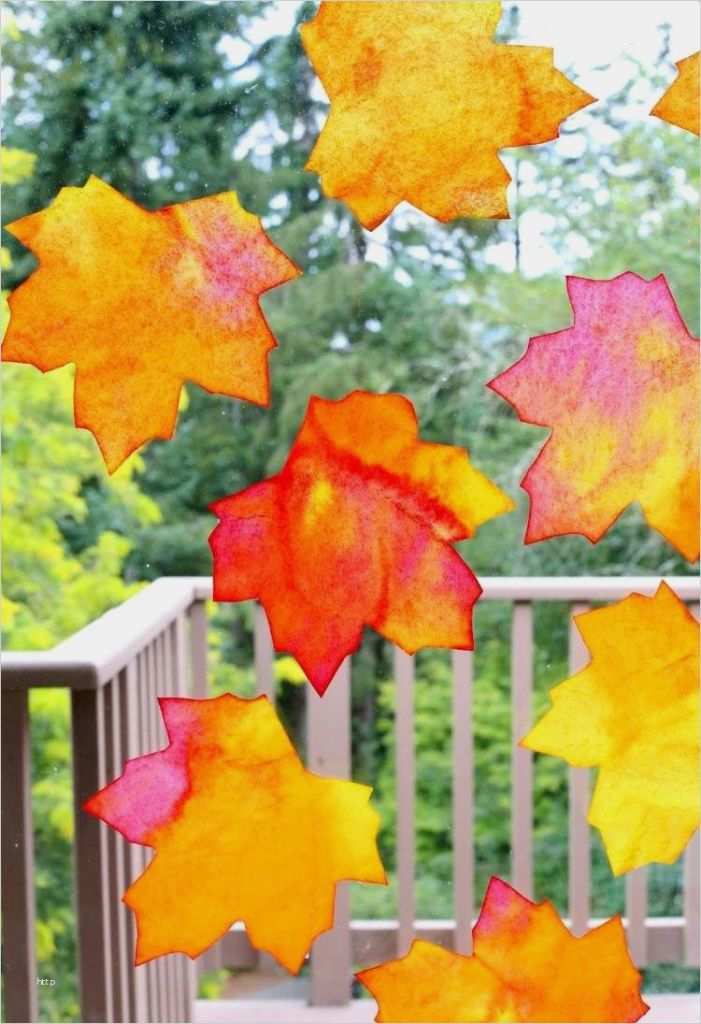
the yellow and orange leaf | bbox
[301,1,594,229]
[651,52,700,135]
[210,391,514,694]
[524,583,700,875]
[488,272,700,560]
[3,176,300,472]
[358,876,648,1022]
[84,694,385,969]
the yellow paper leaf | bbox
[524,583,700,875]
[651,52,700,135]
[4,176,300,472]
[301,1,594,228]
[358,877,648,1022]
[85,694,386,970]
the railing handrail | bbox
[476,575,699,601]
[1,577,208,690]
[3,574,698,690]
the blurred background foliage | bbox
[1,1,698,1018]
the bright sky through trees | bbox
[216,1,700,277]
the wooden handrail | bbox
[3,575,697,690]
[1,577,208,689]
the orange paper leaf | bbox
[651,52,700,135]
[358,876,648,1022]
[84,694,385,969]
[3,176,300,472]
[301,1,594,228]
[524,583,700,875]
[488,272,700,560]
[210,391,514,694]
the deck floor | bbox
[194,993,700,1023]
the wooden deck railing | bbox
[2,576,699,1023]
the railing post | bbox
[395,648,416,955]
[307,659,352,1005]
[568,603,591,935]
[72,686,114,1023]
[1,688,38,1023]
[684,831,700,966]
[625,868,648,967]
[451,650,474,954]
[511,602,533,897]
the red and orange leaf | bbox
[84,694,385,970]
[488,272,700,560]
[524,583,700,876]
[651,52,700,135]
[358,877,648,1023]
[3,176,300,472]
[210,391,514,694]
[301,1,594,229]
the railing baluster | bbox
[104,675,130,1021]
[153,638,166,748]
[148,641,168,1023]
[161,628,184,1022]
[164,635,179,1024]
[684,831,700,966]
[395,647,416,954]
[138,649,158,1023]
[451,650,474,954]
[174,614,189,697]
[147,638,163,1024]
[139,653,152,1021]
[72,686,114,1023]
[121,659,148,1023]
[254,604,275,701]
[568,602,591,935]
[179,616,198,1021]
[625,868,648,966]
[189,600,208,698]
[165,624,185,1023]
[307,658,352,1005]
[241,606,275,975]
[1,688,38,1023]
[511,602,533,897]
[684,605,701,968]
[157,633,179,1024]
[173,617,199,1019]
[117,667,138,1024]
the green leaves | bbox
[2,365,159,650]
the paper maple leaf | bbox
[489,272,700,560]
[84,694,385,970]
[3,176,300,472]
[651,52,700,135]
[210,390,514,694]
[358,876,648,1023]
[524,583,700,876]
[300,1,594,229]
